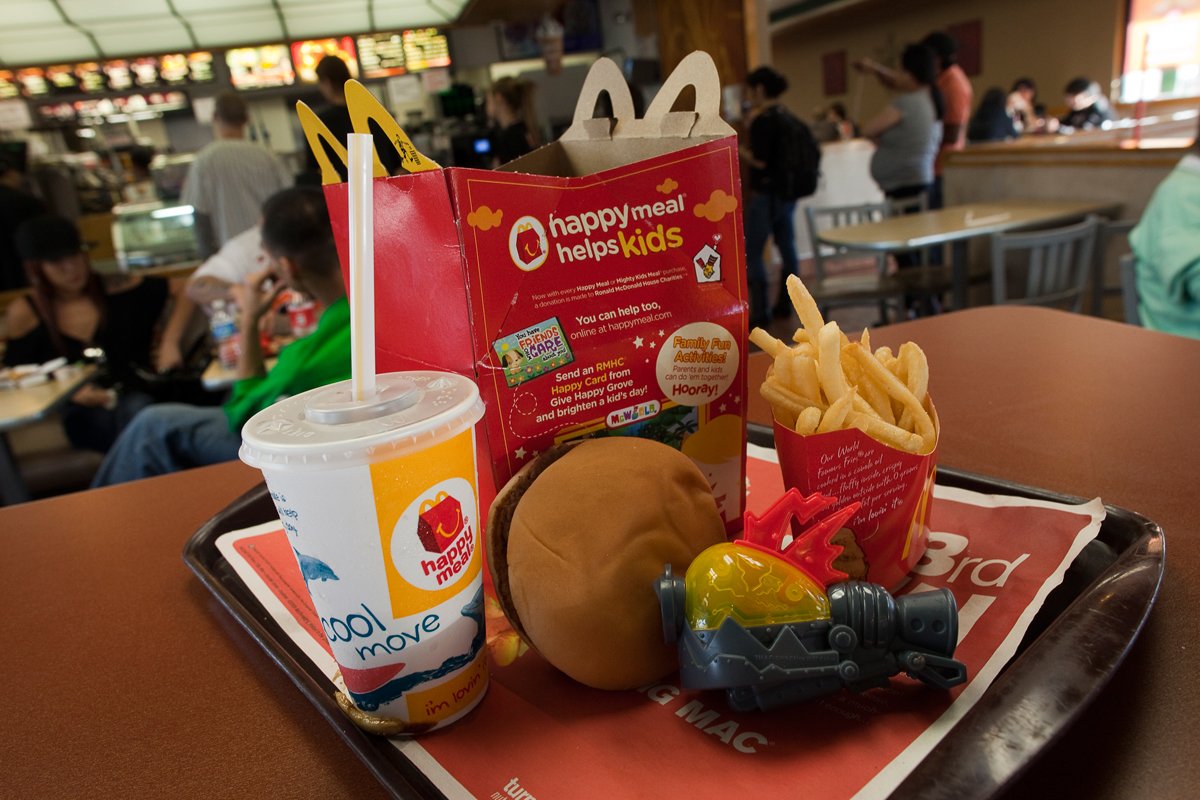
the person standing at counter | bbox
[92,187,351,487]
[1128,121,1200,339]
[487,77,542,165]
[0,150,46,291]
[296,56,401,185]
[2,215,172,451]
[181,93,291,257]
[921,32,972,210]
[739,65,819,327]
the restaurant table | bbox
[817,199,1120,310]
[0,364,95,505]
[2,306,1195,799]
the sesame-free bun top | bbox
[487,438,727,690]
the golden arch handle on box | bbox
[561,51,735,144]
[297,79,441,185]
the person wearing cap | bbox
[181,92,292,258]
[91,187,351,487]
[1059,77,1115,132]
[2,215,173,451]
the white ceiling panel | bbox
[90,21,195,55]
[283,8,373,38]
[60,0,172,23]
[0,26,99,64]
[6,0,64,27]
[0,0,471,66]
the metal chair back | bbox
[990,215,1100,312]
[804,201,890,282]
[1119,253,1141,325]
[1091,218,1136,315]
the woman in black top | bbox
[3,215,171,451]
[968,87,1019,143]
[487,77,541,166]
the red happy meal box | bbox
[416,492,465,554]
[301,52,749,531]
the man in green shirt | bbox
[92,187,351,487]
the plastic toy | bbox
[655,489,968,712]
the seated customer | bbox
[92,187,351,486]
[1059,77,1114,131]
[1129,124,1200,339]
[3,215,173,451]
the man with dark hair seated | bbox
[91,187,351,486]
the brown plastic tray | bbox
[184,427,1164,800]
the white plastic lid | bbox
[239,371,483,471]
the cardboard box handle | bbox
[635,51,734,139]
[561,51,734,143]
[297,80,441,185]
[559,57,637,143]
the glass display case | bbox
[110,200,200,269]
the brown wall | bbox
[771,0,1125,126]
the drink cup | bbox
[240,370,488,732]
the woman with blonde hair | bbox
[487,77,541,165]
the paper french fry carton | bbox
[300,52,748,530]
[771,401,938,591]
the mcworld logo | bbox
[508,215,548,272]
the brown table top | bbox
[2,305,1195,798]
[817,199,1120,250]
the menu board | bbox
[226,45,295,89]
[16,68,49,98]
[104,60,133,91]
[130,57,159,88]
[158,53,190,85]
[46,65,78,93]
[291,37,358,83]
[402,28,451,71]
[0,71,19,100]
[75,62,107,93]
[357,31,407,78]
[188,51,214,83]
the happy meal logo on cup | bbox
[391,478,477,591]
[509,215,548,272]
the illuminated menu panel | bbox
[158,53,189,85]
[17,68,49,97]
[0,71,19,99]
[131,57,160,87]
[402,28,450,72]
[46,65,78,93]
[104,60,133,91]
[75,62,107,93]
[357,31,407,78]
[188,51,214,83]
[292,37,358,83]
[226,45,295,89]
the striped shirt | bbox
[181,140,292,250]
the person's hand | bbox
[154,340,183,373]
[852,58,878,74]
[231,264,286,329]
[72,383,116,409]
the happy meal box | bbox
[300,52,749,530]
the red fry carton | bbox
[771,403,938,591]
[301,52,748,530]
[416,491,465,554]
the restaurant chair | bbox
[1091,218,1136,316]
[804,198,952,323]
[1119,253,1142,325]
[990,215,1100,312]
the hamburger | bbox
[486,438,727,690]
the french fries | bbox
[754,275,937,454]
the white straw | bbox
[348,133,376,401]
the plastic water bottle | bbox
[210,299,241,369]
